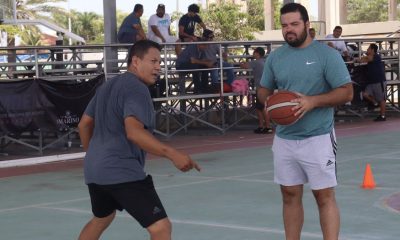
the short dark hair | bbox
[127,40,161,66]
[133,4,143,13]
[280,3,309,23]
[334,26,342,31]
[253,47,265,57]
[202,29,214,38]
[188,4,200,13]
[369,43,378,53]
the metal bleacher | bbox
[0,38,399,154]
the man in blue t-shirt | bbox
[117,4,146,43]
[78,40,200,240]
[178,4,207,42]
[358,43,387,121]
[257,3,353,240]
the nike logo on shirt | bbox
[306,61,316,65]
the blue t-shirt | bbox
[83,72,155,185]
[118,12,142,35]
[260,41,351,140]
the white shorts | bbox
[149,35,178,44]
[272,131,337,190]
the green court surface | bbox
[1,121,400,240]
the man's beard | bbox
[284,26,308,47]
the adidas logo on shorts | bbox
[326,160,334,167]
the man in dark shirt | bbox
[178,4,207,42]
[358,43,387,121]
[117,4,146,43]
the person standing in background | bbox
[309,27,316,39]
[240,47,271,134]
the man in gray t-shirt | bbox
[78,40,200,240]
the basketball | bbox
[266,91,300,126]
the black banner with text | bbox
[0,75,104,134]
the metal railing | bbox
[0,38,399,140]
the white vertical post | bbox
[12,0,16,21]
[68,0,72,45]
[264,0,273,31]
[339,0,347,25]
[388,0,397,21]
[176,0,180,37]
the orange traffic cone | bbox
[361,163,376,189]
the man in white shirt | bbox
[148,4,181,55]
[326,26,349,60]
[148,4,175,43]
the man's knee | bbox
[147,218,172,239]
[312,187,336,207]
[92,211,116,228]
[281,185,303,204]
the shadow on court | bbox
[1,119,400,240]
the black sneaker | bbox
[374,116,386,122]
[261,128,273,134]
[254,127,264,134]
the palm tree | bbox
[16,0,66,21]
[74,12,101,42]
[20,27,42,46]
[4,0,66,77]
[14,0,67,46]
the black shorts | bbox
[87,175,167,228]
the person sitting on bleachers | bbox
[326,26,349,61]
[200,29,234,92]
[147,4,181,55]
[178,4,207,42]
[175,39,213,94]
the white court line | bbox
[339,150,400,164]
[0,197,88,213]
[36,206,359,240]
[338,184,400,191]
[152,170,273,180]
[155,171,274,190]
[175,136,269,150]
[36,206,322,239]
[0,172,272,214]
[0,152,85,168]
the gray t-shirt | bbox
[248,58,265,87]
[202,44,219,64]
[83,72,155,185]
[176,44,202,68]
